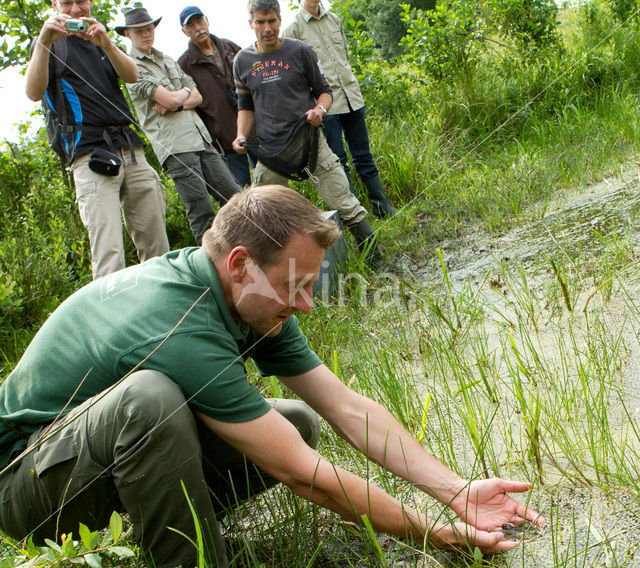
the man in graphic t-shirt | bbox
[232,0,382,263]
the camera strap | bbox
[205,63,237,109]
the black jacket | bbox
[177,35,241,153]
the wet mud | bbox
[403,163,640,567]
[433,164,640,284]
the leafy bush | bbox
[0,130,90,333]
[400,1,487,82]
[489,0,560,53]
[0,124,194,361]
[608,0,639,24]
[5,512,139,567]
[332,0,437,59]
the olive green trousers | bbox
[0,370,320,568]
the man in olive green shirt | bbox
[119,6,240,244]
[0,184,543,568]
[285,0,396,218]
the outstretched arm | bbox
[280,365,544,532]
[197,408,516,553]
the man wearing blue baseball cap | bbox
[178,6,253,187]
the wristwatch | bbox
[317,104,327,114]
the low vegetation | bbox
[2,0,640,565]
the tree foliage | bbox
[0,0,127,72]
[332,0,437,59]
[400,1,486,81]
[349,0,559,82]
[489,0,559,52]
[0,127,91,332]
[608,0,639,24]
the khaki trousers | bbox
[0,371,319,568]
[72,147,170,280]
[252,130,367,227]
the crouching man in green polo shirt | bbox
[0,186,543,567]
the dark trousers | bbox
[322,106,378,183]
[164,147,240,245]
[222,151,253,188]
[0,371,320,568]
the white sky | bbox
[0,0,299,142]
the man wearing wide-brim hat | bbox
[114,6,162,35]
[118,5,241,245]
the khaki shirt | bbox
[127,46,212,165]
[285,8,364,115]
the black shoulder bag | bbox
[244,116,320,182]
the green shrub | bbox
[0,131,90,330]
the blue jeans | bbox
[322,106,378,184]
[222,151,253,188]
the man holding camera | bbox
[25,0,170,280]
[177,6,253,187]
[118,7,241,245]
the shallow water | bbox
[403,163,640,567]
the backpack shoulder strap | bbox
[50,40,68,127]
[51,39,67,79]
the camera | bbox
[65,19,89,33]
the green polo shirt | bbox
[127,46,212,165]
[285,8,364,115]
[0,248,322,467]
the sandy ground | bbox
[399,163,640,567]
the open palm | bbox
[450,478,544,531]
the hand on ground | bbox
[429,520,524,554]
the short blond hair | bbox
[203,185,341,267]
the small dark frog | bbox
[499,521,540,541]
